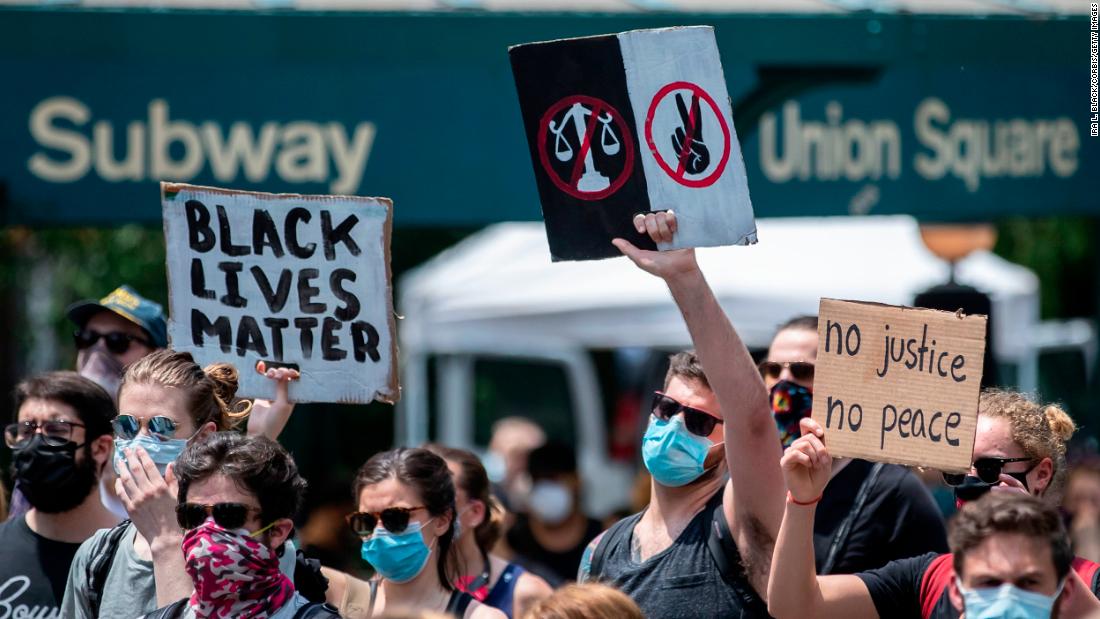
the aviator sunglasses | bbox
[176,502,263,531]
[652,392,723,437]
[112,414,179,441]
[942,456,1036,487]
[346,506,428,538]
[757,360,815,383]
[74,329,153,355]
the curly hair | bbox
[979,388,1076,501]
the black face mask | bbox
[11,434,98,513]
[953,475,995,504]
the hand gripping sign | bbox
[510,26,757,261]
[162,182,398,404]
[811,299,987,473]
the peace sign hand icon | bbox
[670,92,710,175]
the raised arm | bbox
[246,362,301,440]
[614,211,785,579]
[768,417,878,619]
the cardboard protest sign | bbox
[810,299,987,472]
[162,182,397,404]
[510,26,757,261]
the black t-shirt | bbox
[0,515,82,616]
[814,460,948,574]
[857,551,953,619]
[506,514,602,586]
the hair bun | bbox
[203,363,251,423]
[1044,405,1076,442]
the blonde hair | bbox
[979,388,1076,499]
[523,584,644,619]
[119,349,250,431]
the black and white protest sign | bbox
[162,182,398,404]
[510,26,757,261]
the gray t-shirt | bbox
[61,523,155,619]
[61,523,300,619]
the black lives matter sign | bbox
[162,183,397,404]
[510,26,757,261]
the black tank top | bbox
[593,488,769,618]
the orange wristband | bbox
[787,491,822,506]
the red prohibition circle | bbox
[644,81,731,188]
[537,95,635,201]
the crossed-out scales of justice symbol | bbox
[549,102,621,193]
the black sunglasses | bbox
[176,502,263,531]
[652,392,723,438]
[4,420,86,449]
[112,414,179,441]
[942,457,1036,486]
[758,360,815,383]
[346,506,428,538]
[74,329,152,355]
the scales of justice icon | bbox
[548,102,622,193]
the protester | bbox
[577,211,785,616]
[142,432,338,618]
[425,444,553,618]
[326,447,504,618]
[0,372,118,615]
[767,399,1100,619]
[486,417,546,513]
[764,314,948,573]
[506,440,601,586]
[1064,461,1100,563]
[61,350,257,617]
[67,285,167,402]
[522,583,644,619]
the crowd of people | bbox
[2,210,1099,618]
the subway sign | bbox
[0,9,1095,226]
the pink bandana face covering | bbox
[182,519,295,618]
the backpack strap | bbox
[821,462,884,575]
[587,513,637,580]
[444,590,475,617]
[141,598,189,619]
[86,519,132,617]
[1071,557,1100,597]
[706,492,770,616]
[292,601,343,619]
[918,553,955,619]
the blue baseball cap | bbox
[66,285,168,348]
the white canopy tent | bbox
[400,216,1038,362]
[396,216,1046,514]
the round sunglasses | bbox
[346,506,428,538]
[112,414,179,441]
[176,502,263,531]
[652,392,723,437]
[74,329,153,355]
[758,360,815,383]
[942,456,1036,486]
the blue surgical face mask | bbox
[642,415,714,487]
[360,519,435,583]
[957,578,1063,619]
[113,434,188,476]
